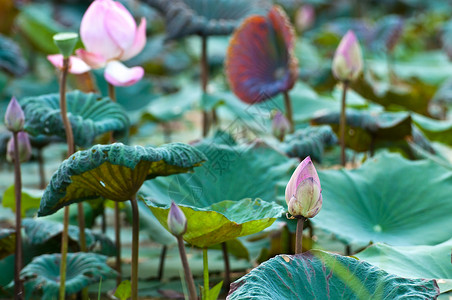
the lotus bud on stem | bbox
[285,157,323,254]
[332,30,363,166]
[4,97,27,299]
[168,202,197,300]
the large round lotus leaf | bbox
[145,0,266,40]
[38,143,206,216]
[20,252,116,300]
[356,241,452,293]
[21,90,130,147]
[146,198,284,248]
[140,140,297,208]
[0,229,15,260]
[227,250,440,299]
[312,152,452,246]
[226,6,298,104]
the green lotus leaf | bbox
[20,252,116,300]
[146,198,284,248]
[281,126,338,162]
[38,143,206,216]
[228,250,440,299]
[0,34,27,76]
[412,113,452,146]
[312,152,452,246]
[21,90,130,147]
[350,70,436,115]
[312,109,412,152]
[0,229,15,260]
[2,186,42,218]
[356,241,452,293]
[22,218,95,250]
[145,0,266,40]
[140,140,297,208]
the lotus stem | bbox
[177,236,197,300]
[37,147,46,189]
[340,81,349,167]
[59,56,84,299]
[201,35,211,137]
[158,245,167,281]
[221,242,231,291]
[13,132,24,300]
[203,247,209,299]
[130,194,140,300]
[283,91,294,133]
[59,206,70,300]
[295,216,306,254]
[107,82,122,285]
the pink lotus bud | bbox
[4,97,25,132]
[285,156,322,218]
[295,5,315,32]
[167,201,187,236]
[79,0,146,63]
[272,111,291,140]
[332,30,363,82]
[7,132,32,163]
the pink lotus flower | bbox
[285,156,322,218]
[47,0,147,86]
[332,30,363,82]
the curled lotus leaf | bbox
[21,90,130,147]
[227,250,440,299]
[38,143,206,216]
[145,0,267,40]
[312,152,452,246]
[20,252,116,300]
[226,5,299,104]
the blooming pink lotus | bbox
[48,0,146,87]
[285,156,322,218]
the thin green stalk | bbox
[340,81,349,167]
[130,195,139,300]
[107,83,122,286]
[13,132,23,300]
[295,216,306,254]
[203,247,209,299]
[283,91,294,133]
[177,236,197,300]
[58,56,76,300]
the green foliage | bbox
[313,152,452,246]
[0,229,15,260]
[38,143,206,216]
[114,280,132,300]
[228,250,440,299]
[357,241,452,294]
[21,90,130,147]
[20,252,116,300]
[0,34,27,76]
